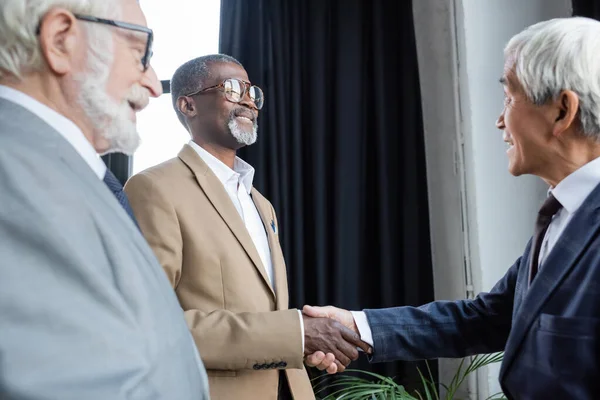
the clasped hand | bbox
[302,305,372,374]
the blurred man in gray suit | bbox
[0,0,209,399]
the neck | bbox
[541,138,600,187]
[1,74,104,152]
[192,137,237,169]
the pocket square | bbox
[270,220,277,234]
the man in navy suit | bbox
[303,16,600,399]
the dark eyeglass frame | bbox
[185,78,264,110]
[75,14,153,72]
[36,13,153,72]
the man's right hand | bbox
[302,314,370,373]
[303,305,358,333]
[303,305,371,374]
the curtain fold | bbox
[102,153,131,185]
[220,0,434,387]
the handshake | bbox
[302,305,372,374]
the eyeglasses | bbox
[75,15,154,73]
[185,78,264,110]
[37,14,154,72]
[73,14,153,72]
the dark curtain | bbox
[102,153,131,185]
[572,0,600,19]
[220,0,434,390]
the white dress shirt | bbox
[188,141,305,349]
[353,156,600,348]
[189,140,275,288]
[0,85,106,180]
[538,156,600,266]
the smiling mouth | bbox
[128,101,141,112]
[503,133,514,150]
[236,116,254,123]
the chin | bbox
[228,120,258,146]
[508,168,523,177]
[508,160,531,177]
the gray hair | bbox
[170,54,243,128]
[0,0,120,79]
[505,17,600,139]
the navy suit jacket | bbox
[365,182,600,399]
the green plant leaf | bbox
[313,354,505,400]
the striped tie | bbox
[103,169,140,229]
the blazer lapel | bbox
[178,145,275,298]
[500,183,600,381]
[252,189,289,310]
[55,142,164,274]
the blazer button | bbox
[253,364,261,370]
[278,361,287,368]
[269,362,278,369]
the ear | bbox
[177,96,197,118]
[38,9,80,75]
[552,90,580,137]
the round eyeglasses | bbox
[185,78,264,110]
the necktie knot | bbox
[539,193,562,217]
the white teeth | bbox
[237,116,252,122]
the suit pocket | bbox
[534,314,600,376]
[538,314,600,338]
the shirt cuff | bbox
[297,309,305,352]
[351,311,374,348]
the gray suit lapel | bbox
[53,141,166,282]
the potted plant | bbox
[312,353,506,400]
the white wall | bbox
[414,0,571,398]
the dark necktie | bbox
[528,193,562,283]
[103,169,139,229]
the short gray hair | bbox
[170,54,243,128]
[505,17,600,139]
[0,0,120,79]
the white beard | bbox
[228,115,258,146]
[76,77,147,155]
[74,27,147,156]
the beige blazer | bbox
[125,144,314,400]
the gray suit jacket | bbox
[0,98,209,400]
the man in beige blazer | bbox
[125,54,369,399]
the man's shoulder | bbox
[128,156,189,185]
[125,156,195,204]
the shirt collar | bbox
[550,156,600,214]
[0,85,106,180]
[188,141,255,194]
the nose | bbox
[239,88,258,111]
[496,109,506,130]
[141,65,163,98]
